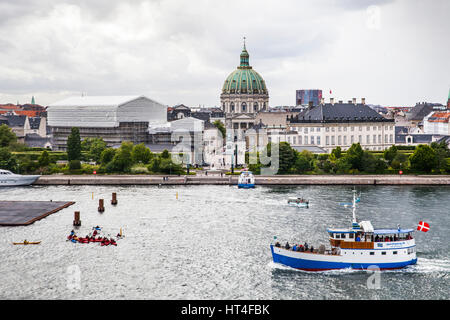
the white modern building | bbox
[47,95,167,150]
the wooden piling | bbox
[73,211,81,226]
[111,193,117,205]
[98,199,105,212]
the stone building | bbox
[47,95,166,151]
[287,98,396,153]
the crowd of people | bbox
[275,241,315,253]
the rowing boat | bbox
[13,241,41,245]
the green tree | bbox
[276,142,297,174]
[430,141,450,172]
[88,138,107,163]
[132,143,152,164]
[344,143,364,171]
[69,160,81,170]
[148,157,161,173]
[391,153,409,170]
[331,146,342,159]
[361,152,387,173]
[409,144,437,173]
[213,120,226,141]
[161,149,170,159]
[100,148,116,165]
[383,145,398,165]
[294,153,311,173]
[0,124,17,148]
[334,157,352,174]
[158,158,184,174]
[38,150,50,167]
[0,147,17,171]
[110,141,134,173]
[67,127,81,161]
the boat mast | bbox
[352,189,358,228]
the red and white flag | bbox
[417,221,430,232]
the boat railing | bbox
[275,244,340,256]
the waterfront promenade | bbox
[34,174,450,185]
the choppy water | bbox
[0,185,449,300]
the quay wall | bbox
[34,175,450,185]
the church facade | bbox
[220,42,269,134]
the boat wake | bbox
[268,257,450,275]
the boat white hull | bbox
[0,175,40,186]
[271,243,417,271]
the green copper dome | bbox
[222,44,268,95]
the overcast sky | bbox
[0,0,448,107]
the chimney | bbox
[361,98,366,105]
[352,98,356,105]
[330,98,334,105]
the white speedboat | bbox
[288,197,309,208]
[0,169,40,186]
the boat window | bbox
[349,233,354,239]
[381,252,386,255]
[393,251,397,255]
[341,233,346,239]
[335,234,340,239]
[370,252,375,255]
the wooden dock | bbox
[0,201,75,226]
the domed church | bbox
[220,40,269,131]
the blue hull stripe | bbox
[238,184,255,188]
[270,245,417,270]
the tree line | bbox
[247,141,450,175]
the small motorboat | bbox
[0,169,40,187]
[288,197,309,208]
[13,241,41,245]
[238,170,255,189]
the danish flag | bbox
[417,221,430,232]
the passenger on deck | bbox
[310,246,314,252]
[285,242,290,250]
[375,235,379,242]
[304,242,308,251]
[275,242,281,247]
[299,245,304,252]
[355,236,361,242]
[293,244,297,251]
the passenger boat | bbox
[13,241,41,245]
[0,169,40,186]
[271,190,417,271]
[288,197,309,208]
[238,170,255,188]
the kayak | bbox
[13,241,41,245]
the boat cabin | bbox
[327,221,414,249]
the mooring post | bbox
[73,211,81,226]
[98,199,105,212]
[111,193,118,205]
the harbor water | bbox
[0,185,449,300]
